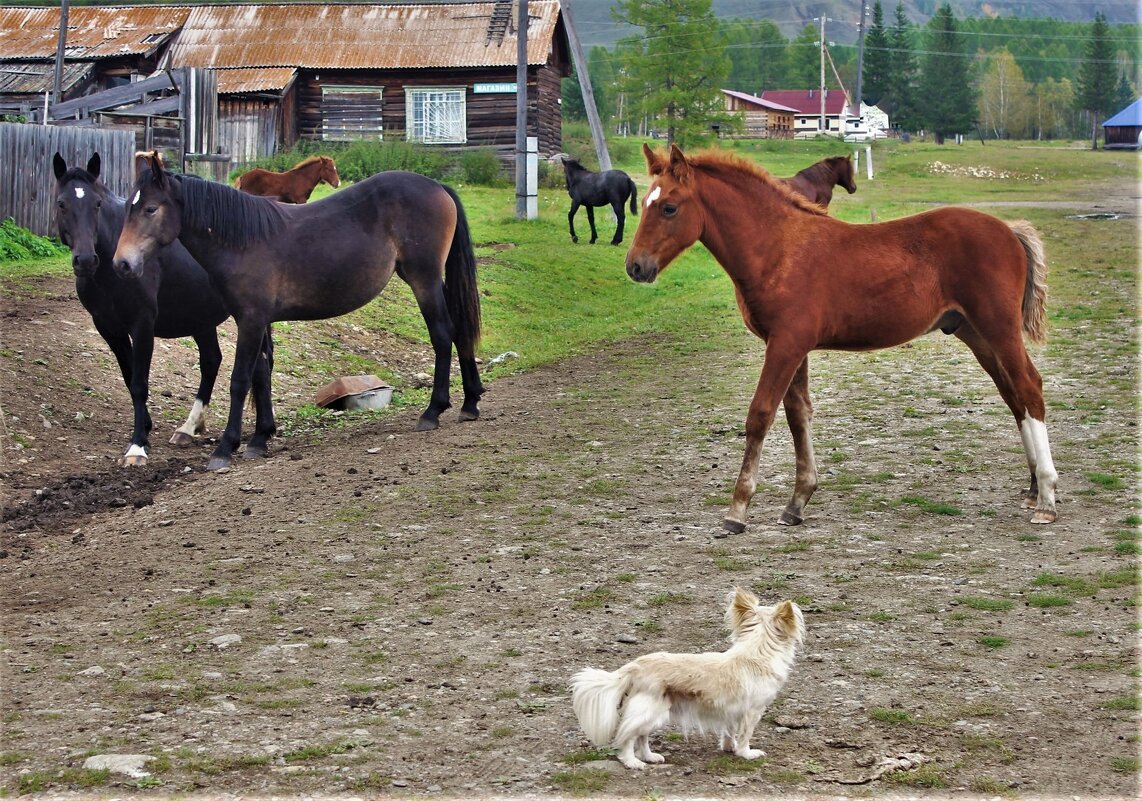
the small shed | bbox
[720,90,796,138]
[1102,98,1142,150]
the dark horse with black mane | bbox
[52,152,272,467]
[780,154,857,207]
[114,153,484,471]
[561,157,638,245]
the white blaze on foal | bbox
[644,185,661,209]
[75,187,85,199]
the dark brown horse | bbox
[52,152,273,466]
[780,154,856,207]
[235,155,341,203]
[562,157,638,245]
[626,144,1056,531]
[114,153,483,471]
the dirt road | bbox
[1,268,1137,798]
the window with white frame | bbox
[405,87,466,144]
[322,85,383,141]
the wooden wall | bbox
[284,65,564,158]
[0,122,135,237]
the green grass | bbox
[962,597,1013,612]
[870,707,916,725]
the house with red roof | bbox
[760,89,853,138]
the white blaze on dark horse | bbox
[52,152,271,467]
[628,144,1057,531]
[561,157,639,245]
[114,153,484,471]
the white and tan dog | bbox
[570,588,804,769]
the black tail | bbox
[628,178,638,216]
[441,184,482,356]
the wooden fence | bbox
[0,122,135,237]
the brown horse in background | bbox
[780,154,856,207]
[235,155,341,203]
[626,144,1056,532]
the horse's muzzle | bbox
[626,256,658,284]
[71,252,99,277]
[112,253,144,279]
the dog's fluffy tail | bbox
[570,667,631,747]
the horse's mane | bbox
[688,151,828,216]
[294,155,326,169]
[166,171,287,247]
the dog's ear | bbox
[774,600,805,644]
[725,587,760,636]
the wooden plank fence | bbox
[0,122,134,237]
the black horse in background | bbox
[561,157,638,245]
[52,152,272,466]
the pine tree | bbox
[884,2,919,132]
[1077,12,1118,148]
[1113,73,1135,112]
[917,3,978,144]
[861,0,890,105]
[612,0,733,147]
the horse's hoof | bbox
[1021,495,1038,509]
[458,408,479,422]
[722,518,746,535]
[206,456,232,472]
[778,510,803,526]
[415,416,439,432]
[242,445,267,460]
[571,236,579,243]
[121,454,148,467]
[169,431,195,447]
[1031,509,1057,524]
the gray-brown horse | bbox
[114,154,483,471]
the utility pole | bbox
[514,0,529,219]
[561,0,611,170]
[818,16,826,135]
[52,0,70,107]
[853,0,868,118]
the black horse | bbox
[114,153,484,471]
[52,152,272,466]
[561,158,638,245]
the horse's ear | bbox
[642,143,664,176]
[53,152,67,180]
[150,153,167,187]
[134,151,151,178]
[668,143,691,183]
[87,153,101,180]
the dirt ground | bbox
[1,213,1138,801]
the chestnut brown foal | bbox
[626,144,1056,532]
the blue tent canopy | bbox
[1103,98,1142,127]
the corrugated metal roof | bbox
[216,67,298,95]
[722,89,799,114]
[0,61,92,94]
[0,6,188,61]
[762,90,849,116]
[166,2,562,70]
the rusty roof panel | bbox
[216,67,298,95]
[0,6,189,61]
[0,61,92,94]
[167,2,562,70]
